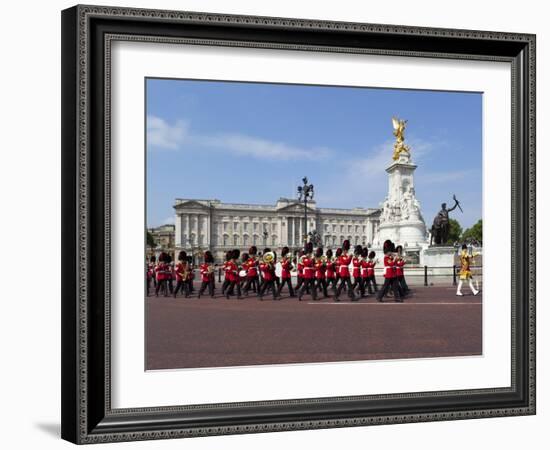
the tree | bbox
[462,219,483,243]
[147,231,156,248]
[446,219,462,244]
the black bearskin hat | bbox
[281,246,290,257]
[204,250,214,263]
[326,249,333,258]
[225,251,232,262]
[354,244,363,256]
[305,242,314,254]
[315,247,323,258]
[231,249,241,260]
[368,251,376,259]
[177,250,187,261]
[383,239,393,254]
[462,243,468,250]
[263,247,271,254]
[241,252,249,262]
[149,255,156,263]
[342,239,351,251]
[158,252,167,262]
[395,245,403,254]
[335,248,342,257]
[361,247,369,258]
[249,245,258,256]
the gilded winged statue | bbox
[391,117,411,160]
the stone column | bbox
[184,215,190,247]
[175,213,182,247]
[206,213,211,248]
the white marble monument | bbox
[376,118,429,256]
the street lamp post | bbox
[297,176,314,245]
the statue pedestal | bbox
[421,246,456,275]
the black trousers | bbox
[351,277,365,296]
[173,279,190,297]
[335,277,355,300]
[326,277,338,291]
[243,276,260,295]
[376,277,402,301]
[226,280,242,298]
[299,278,317,300]
[260,279,279,299]
[155,279,168,296]
[221,279,230,294]
[316,278,328,297]
[198,279,215,297]
[397,275,409,295]
[278,278,295,297]
[295,277,304,292]
[365,275,378,293]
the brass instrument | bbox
[263,251,275,264]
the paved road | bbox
[146,286,482,370]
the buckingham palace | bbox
[173,197,381,262]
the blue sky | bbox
[146,78,482,230]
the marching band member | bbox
[456,244,479,296]
[359,247,370,297]
[376,240,403,302]
[221,251,232,296]
[198,250,215,298]
[225,249,243,299]
[243,246,260,295]
[154,252,170,297]
[335,240,356,301]
[186,255,195,294]
[173,251,190,298]
[314,247,328,298]
[277,246,295,297]
[259,248,280,300]
[294,249,305,293]
[395,245,409,296]
[351,245,364,297]
[325,249,337,291]
[334,247,343,289]
[146,255,156,296]
[365,250,378,294]
[298,242,317,301]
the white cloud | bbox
[147,115,332,160]
[147,115,189,150]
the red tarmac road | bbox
[145,286,482,370]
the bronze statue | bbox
[430,195,462,245]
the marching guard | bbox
[335,240,356,301]
[173,251,190,298]
[325,249,337,291]
[314,247,328,298]
[259,249,280,300]
[395,245,409,296]
[225,249,243,299]
[376,240,403,302]
[198,250,215,298]
[298,242,318,301]
[351,245,364,297]
[364,250,378,294]
[243,246,260,295]
[278,246,295,297]
[155,252,170,297]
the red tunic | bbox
[297,260,304,279]
[326,260,336,279]
[395,258,405,277]
[174,262,187,282]
[223,261,231,281]
[260,262,275,281]
[337,254,352,278]
[155,262,169,281]
[226,261,239,282]
[383,255,395,279]
[302,256,315,280]
[352,256,362,279]
[360,259,368,278]
[246,258,258,278]
[366,260,376,277]
[314,259,326,279]
[280,258,292,280]
[200,263,213,282]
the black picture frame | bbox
[61,4,536,444]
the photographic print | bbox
[145,79,483,370]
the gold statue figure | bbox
[391,117,411,161]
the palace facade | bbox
[174,197,381,262]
